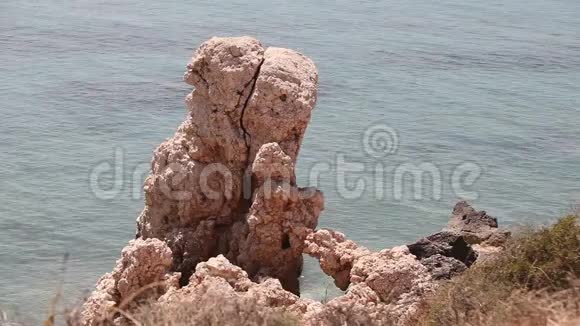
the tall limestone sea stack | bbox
[82,35,324,324]
[81,37,507,326]
[135,36,323,294]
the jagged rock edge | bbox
[80,37,510,326]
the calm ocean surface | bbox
[1,0,579,320]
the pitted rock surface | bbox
[81,37,509,326]
[82,36,323,324]
[134,36,322,292]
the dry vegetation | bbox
[60,290,300,326]
[130,293,300,326]
[418,215,580,326]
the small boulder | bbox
[482,229,511,247]
[420,254,468,280]
[407,231,477,267]
[446,201,501,244]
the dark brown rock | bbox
[420,254,468,280]
[446,201,508,246]
[407,231,477,267]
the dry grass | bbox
[422,277,580,326]
[63,290,300,326]
[419,215,580,326]
[132,290,299,326]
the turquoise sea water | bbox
[1,0,579,320]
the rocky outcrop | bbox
[408,231,477,266]
[407,231,477,280]
[303,229,372,290]
[82,36,322,324]
[303,230,435,325]
[236,143,324,292]
[446,201,510,246]
[158,255,316,315]
[81,239,179,325]
[82,36,510,326]
[405,202,510,280]
[134,36,322,294]
[419,254,468,280]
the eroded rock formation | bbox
[446,201,510,246]
[158,255,316,314]
[406,202,509,280]
[83,36,323,325]
[134,36,322,293]
[82,37,509,326]
[81,239,179,325]
[407,231,477,280]
[303,230,435,325]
